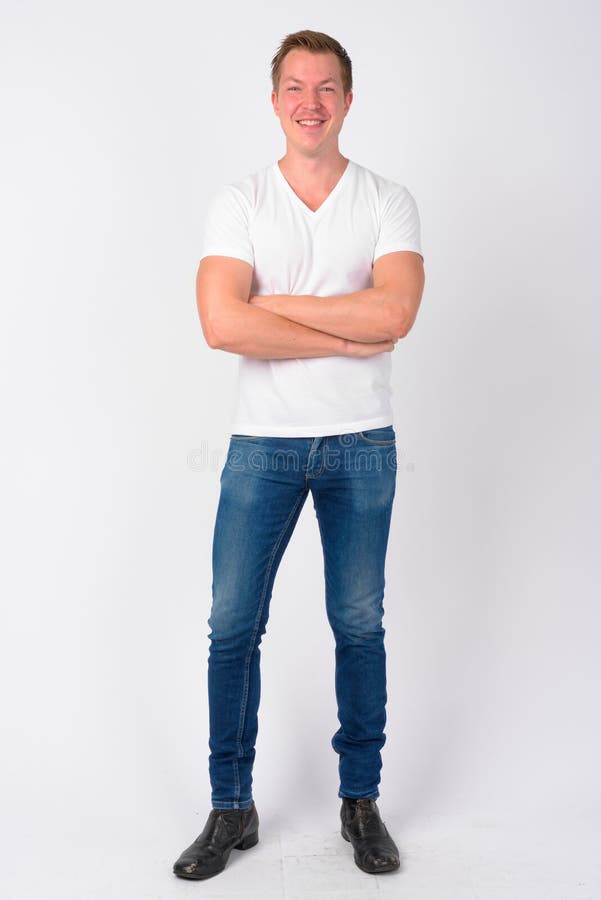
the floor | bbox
[3,809,599,899]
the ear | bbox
[271,89,279,115]
[344,90,353,116]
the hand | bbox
[345,338,396,358]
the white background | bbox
[2,1,600,897]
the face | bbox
[271,49,353,157]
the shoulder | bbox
[350,159,414,204]
[208,164,271,212]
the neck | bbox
[277,147,349,190]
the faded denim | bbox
[206,426,397,809]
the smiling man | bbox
[173,29,425,881]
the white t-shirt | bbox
[199,158,423,437]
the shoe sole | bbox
[173,830,259,880]
[341,826,400,874]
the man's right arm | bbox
[196,256,395,360]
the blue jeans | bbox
[206,426,397,809]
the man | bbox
[173,29,425,880]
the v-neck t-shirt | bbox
[199,159,424,437]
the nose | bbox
[304,90,321,108]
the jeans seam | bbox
[305,436,325,482]
[359,437,396,445]
[235,488,308,773]
[233,758,240,804]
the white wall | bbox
[1,0,600,896]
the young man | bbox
[173,29,425,880]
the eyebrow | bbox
[282,77,337,84]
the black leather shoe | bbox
[173,802,259,880]
[340,797,400,874]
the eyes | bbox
[286,86,334,92]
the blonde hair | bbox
[271,30,353,96]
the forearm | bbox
[208,297,392,360]
[249,287,400,343]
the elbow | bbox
[389,320,407,341]
[393,319,413,340]
[197,292,245,351]
[388,307,411,341]
[388,296,420,340]
[206,332,222,350]
[197,298,228,349]
[200,316,225,350]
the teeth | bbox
[298,120,323,125]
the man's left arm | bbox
[248,250,425,343]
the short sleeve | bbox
[199,184,254,267]
[373,185,423,263]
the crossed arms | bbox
[196,251,425,360]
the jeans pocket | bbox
[358,426,396,445]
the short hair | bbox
[271,30,353,96]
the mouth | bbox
[296,119,326,131]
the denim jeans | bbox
[206,426,397,809]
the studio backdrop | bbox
[1,0,600,897]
